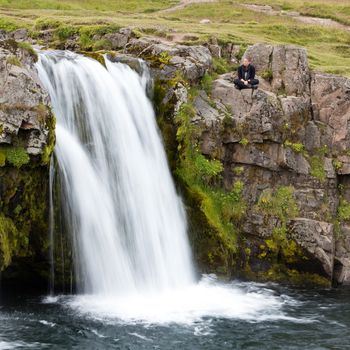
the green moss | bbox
[201,72,215,95]
[158,51,171,65]
[239,137,249,146]
[256,186,299,220]
[0,165,52,275]
[309,155,326,182]
[17,42,38,61]
[83,52,106,66]
[0,214,18,269]
[6,55,21,67]
[337,197,350,222]
[0,17,20,32]
[0,146,30,168]
[41,114,56,165]
[79,33,94,51]
[333,159,343,172]
[55,25,77,41]
[213,57,237,74]
[93,39,112,51]
[255,186,300,264]
[0,149,6,167]
[284,140,305,154]
[261,69,273,82]
[79,24,121,38]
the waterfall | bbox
[36,51,194,296]
[36,51,286,325]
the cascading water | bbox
[37,51,194,296]
[36,51,288,324]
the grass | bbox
[0,0,349,75]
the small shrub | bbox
[309,155,326,182]
[333,159,343,172]
[201,72,214,95]
[18,42,38,61]
[261,69,273,82]
[93,39,112,51]
[55,25,77,41]
[6,55,21,67]
[338,197,350,222]
[239,138,249,146]
[284,140,305,153]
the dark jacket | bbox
[237,64,255,81]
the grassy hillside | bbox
[0,0,349,75]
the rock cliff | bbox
[0,39,55,286]
[1,27,350,287]
[148,39,350,286]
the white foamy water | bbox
[36,51,294,324]
[65,276,299,325]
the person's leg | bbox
[234,79,246,89]
[250,78,259,86]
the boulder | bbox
[0,41,53,155]
[311,72,350,155]
[244,44,310,96]
[289,218,334,278]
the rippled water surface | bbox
[0,280,349,350]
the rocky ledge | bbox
[0,39,55,285]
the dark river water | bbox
[0,281,349,350]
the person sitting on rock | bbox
[234,57,259,90]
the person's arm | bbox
[248,66,255,82]
[237,66,243,81]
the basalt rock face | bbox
[0,39,55,287]
[1,30,350,287]
[153,42,350,286]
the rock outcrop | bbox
[1,26,350,288]
[153,42,350,286]
[0,39,55,285]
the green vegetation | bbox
[256,186,299,222]
[333,159,343,172]
[256,186,301,263]
[212,57,238,75]
[309,155,326,182]
[201,72,215,95]
[6,55,21,67]
[261,69,273,82]
[239,138,249,147]
[284,140,305,154]
[0,146,30,168]
[41,115,56,165]
[0,213,19,269]
[337,197,350,222]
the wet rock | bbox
[289,218,334,278]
